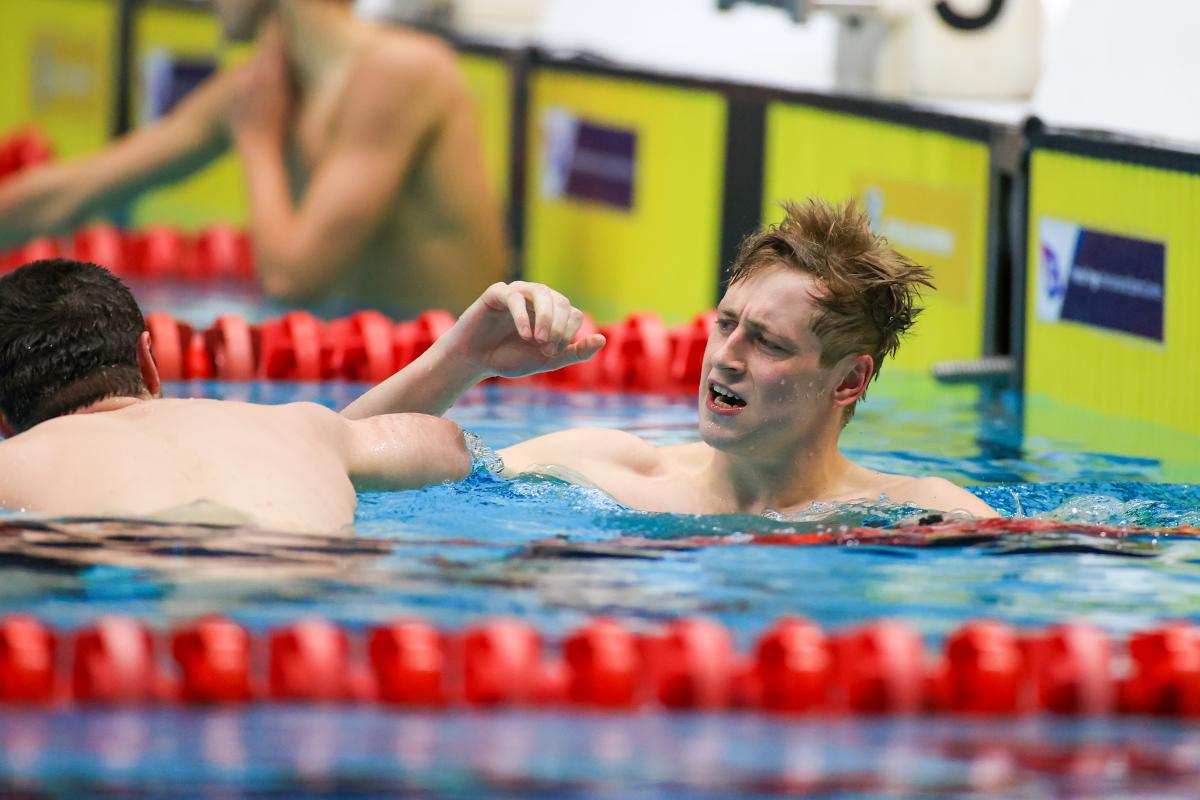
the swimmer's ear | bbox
[0,412,12,439]
[832,354,873,409]
[137,331,163,399]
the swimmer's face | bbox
[213,0,275,42]
[698,266,861,457]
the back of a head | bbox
[0,260,147,434]
[728,198,934,421]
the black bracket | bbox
[935,0,1006,32]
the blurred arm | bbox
[341,282,605,419]
[0,70,233,247]
[236,44,458,302]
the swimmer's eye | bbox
[757,336,786,353]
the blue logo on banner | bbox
[1037,219,1165,342]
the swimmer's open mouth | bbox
[708,382,746,409]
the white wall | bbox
[534,0,838,91]
[363,0,1200,147]
[1033,0,1200,145]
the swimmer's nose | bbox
[709,330,746,375]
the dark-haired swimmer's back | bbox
[0,400,470,534]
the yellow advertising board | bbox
[0,0,118,157]
[524,69,726,324]
[128,1,249,229]
[1024,147,1200,440]
[458,52,512,210]
[763,104,992,373]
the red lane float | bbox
[205,314,257,381]
[0,127,53,182]
[368,620,448,706]
[0,223,257,282]
[652,618,736,709]
[71,224,129,276]
[259,311,324,381]
[600,312,673,392]
[268,619,351,702]
[669,310,716,392]
[1122,623,1200,715]
[754,617,830,713]
[72,617,159,704]
[1026,624,1114,714]
[749,516,1200,548]
[130,226,192,279]
[192,224,254,281]
[145,312,186,381]
[140,308,717,393]
[563,617,640,708]
[324,311,395,384]
[938,620,1023,714]
[834,620,925,713]
[2,614,1200,716]
[461,618,541,706]
[0,616,57,703]
[171,616,255,703]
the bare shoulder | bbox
[251,400,347,435]
[889,475,998,518]
[327,32,464,149]
[352,29,465,104]
[499,428,665,477]
[0,438,24,508]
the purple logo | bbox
[543,110,637,211]
[1041,243,1067,301]
[1060,229,1165,342]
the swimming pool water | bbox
[4,710,1200,799]
[2,373,1199,798]
[2,373,1198,642]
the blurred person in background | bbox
[0,0,507,313]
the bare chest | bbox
[286,93,340,185]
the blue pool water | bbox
[2,372,1200,798]
[3,375,1198,642]
[4,710,1200,799]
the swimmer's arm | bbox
[235,43,455,302]
[0,69,231,247]
[499,429,655,483]
[342,282,604,419]
[343,413,472,491]
[903,478,999,518]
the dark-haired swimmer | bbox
[350,199,998,518]
[0,261,603,533]
[0,0,504,312]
